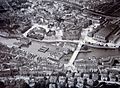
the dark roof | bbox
[94,24,118,39]
[94,1,120,17]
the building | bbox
[0,0,11,11]
[0,69,19,77]
[27,27,46,40]
[63,29,81,40]
[74,58,98,72]
[93,24,119,43]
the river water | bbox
[77,47,120,59]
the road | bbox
[23,24,49,37]
[68,41,84,65]
[64,41,84,72]
[32,38,80,43]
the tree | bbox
[22,82,31,88]
[0,81,5,88]
[89,72,92,79]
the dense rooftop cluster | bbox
[0,0,120,88]
[0,0,95,40]
[0,41,71,76]
[0,70,120,88]
[0,0,32,35]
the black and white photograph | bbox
[0,0,120,88]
